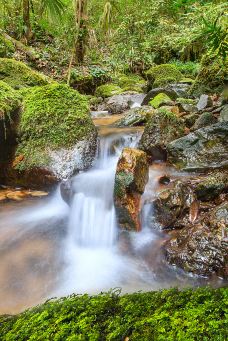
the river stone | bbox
[153,180,196,229]
[167,122,228,171]
[219,104,228,122]
[191,112,217,131]
[98,93,145,114]
[115,106,153,127]
[114,148,149,231]
[149,93,173,109]
[164,202,228,278]
[197,94,213,111]
[60,179,73,205]
[142,87,177,106]
[195,171,228,202]
[183,113,199,128]
[139,109,185,161]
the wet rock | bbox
[164,202,228,278]
[149,93,173,109]
[191,112,217,131]
[195,171,228,202]
[183,113,199,128]
[153,180,196,228]
[139,109,185,161]
[114,148,149,231]
[158,175,170,185]
[197,94,213,111]
[142,87,177,106]
[60,180,73,205]
[219,104,228,122]
[167,122,228,171]
[115,106,153,127]
[98,93,145,114]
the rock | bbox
[142,87,177,106]
[195,171,228,202]
[60,180,73,205]
[177,98,198,114]
[139,108,185,161]
[0,83,98,188]
[149,93,173,108]
[0,58,50,89]
[197,94,213,111]
[219,104,228,122]
[115,106,153,127]
[95,83,124,98]
[183,113,199,128]
[114,73,147,93]
[145,64,183,87]
[191,112,217,131]
[98,93,145,114]
[114,148,149,231]
[153,180,196,228]
[164,203,228,278]
[167,122,228,171]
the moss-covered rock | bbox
[95,83,124,98]
[113,73,147,93]
[145,64,183,87]
[149,93,173,108]
[195,171,228,201]
[0,58,50,89]
[191,112,217,131]
[115,106,154,127]
[190,53,228,95]
[114,148,149,231]
[139,108,185,160]
[0,35,15,58]
[0,80,21,118]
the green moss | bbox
[149,93,172,108]
[0,58,50,89]
[0,81,22,118]
[196,172,228,201]
[145,64,183,86]
[176,98,197,105]
[179,77,194,84]
[1,288,227,340]
[190,53,228,95]
[114,171,134,199]
[0,35,15,58]
[95,83,124,98]
[16,83,95,170]
[113,73,147,93]
[170,61,200,78]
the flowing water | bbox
[0,115,216,314]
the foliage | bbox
[16,83,95,170]
[0,58,50,89]
[145,64,183,87]
[1,288,228,340]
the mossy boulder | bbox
[0,35,15,58]
[95,83,124,98]
[139,108,185,160]
[149,93,173,108]
[3,84,97,188]
[191,112,217,131]
[195,171,228,201]
[0,80,21,118]
[115,106,153,127]
[0,58,50,89]
[145,64,183,87]
[114,73,147,93]
[190,53,227,95]
[167,122,228,171]
[114,148,149,231]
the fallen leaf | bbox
[189,200,199,223]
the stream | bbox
[0,114,219,314]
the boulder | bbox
[219,104,228,122]
[167,122,228,171]
[114,148,149,231]
[177,98,197,114]
[191,112,217,131]
[197,94,213,111]
[153,180,196,229]
[98,93,145,114]
[164,203,228,278]
[95,84,123,98]
[145,64,183,87]
[183,113,199,128]
[115,106,153,127]
[139,108,185,161]
[149,93,173,109]
[142,87,177,106]
[195,171,228,202]
[60,179,73,205]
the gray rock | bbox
[167,122,228,171]
[142,87,177,105]
[195,171,228,201]
[191,112,217,131]
[115,106,153,127]
[98,93,145,114]
[197,94,213,111]
[219,104,228,122]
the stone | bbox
[60,180,73,205]
[149,93,173,109]
[195,171,228,202]
[139,108,185,161]
[164,203,228,278]
[183,113,199,128]
[142,87,177,106]
[191,112,217,131]
[115,106,153,127]
[153,180,196,228]
[167,122,228,171]
[98,93,145,114]
[197,94,213,111]
[114,148,149,231]
[219,104,228,122]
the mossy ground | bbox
[0,288,227,341]
[0,58,50,89]
[145,64,183,87]
[16,83,95,170]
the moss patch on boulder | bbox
[149,93,173,108]
[0,35,15,58]
[0,58,50,89]
[95,83,124,98]
[0,81,21,118]
[16,83,96,171]
[145,64,183,87]
[113,73,147,93]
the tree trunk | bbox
[22,0,32,43]
[74,0,88,64]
